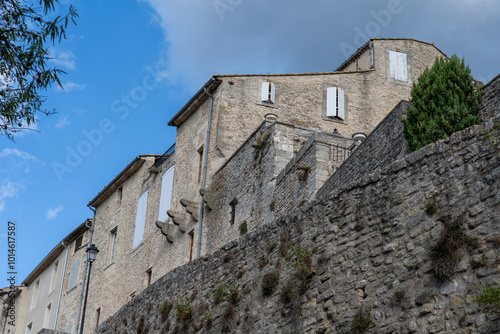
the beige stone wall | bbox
[75,153,198,333]
[0,286,27,334]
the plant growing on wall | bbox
[474,283,500,314]
[429,215,477,281]
[402,55,481,151]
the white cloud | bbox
[0,181,24,212]
[0,148,38,162]
[49,49,77,70]
[46,205,64,220]
[141,0,500,91]
[55,81,86,93]
[55,114,71,129]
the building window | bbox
[95,308,101,328]
[74,235,83,253]
[44,303,52,328]
[49,260,59,293]
[30,279,40,310]
[65,321,73,334]
[229,198,238,226]
[107,227,118,263]
[326,87,345,120]
[117,186,123,205]
[261,82,276,104]
[133,191,148,249]
[146,268,152,287]
[68,259,80,291]
[158,166,175,222]
[389,50,408,82]
[188,231,195,262]
[196,146,204,184]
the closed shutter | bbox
[389,50,408,82]
[326,87,337,117]
[133,191,148,248]
[261,82,270,101]
[337,87,345,119]
[158,167,175,222]
[269,82,276,103]
[68,259,79,290]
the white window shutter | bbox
[261,82,270,101]
[337,88,345,119]
[326,87,337,117]
[133,191,148,248]
[269,83,276,103]
[158,167,175,222]
[389,50,408,82]
[68,259,79,290]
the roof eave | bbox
[22,220,91,286]
[167,77,222,127]
[88,157,146,207]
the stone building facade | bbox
[2,38,452,334]
[203,120,354,254]
[78,147,192,333]
[167,38,445,259]
[95,87,500,333]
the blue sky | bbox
[1,0,499,283]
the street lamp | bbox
[79,244,99,334]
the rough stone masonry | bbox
[95,90,500,333]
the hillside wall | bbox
[316,101,411,200]
[480,74,500,121]
[95,122,500,334]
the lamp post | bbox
[79,244,99,334]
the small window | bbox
[261,82,276,103]
[74,235,83,253]
[68,259,80,291]
[95,307,101,328]
[117,186,123,205]
[229,198,238,225]
[196,147,204,184]
[26,322,33,334]
[49,260,59,292]
[30,279,40,310]
[188,231,195,262]
[44,303,52,327]
[326,87,345,119]
[146,268,152,287]
[389,50,408,82]
[107,228,118,263]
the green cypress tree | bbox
[402,55,481,151]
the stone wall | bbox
[480,74,500,121]
[95,122,499,334]
[316,101,411,200]
[204,121,320,255]
[274,131,352,220]
[78,152,192,334]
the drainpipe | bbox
[75,209,95,334]
[197,85,214,259]
[53,241,69,330]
